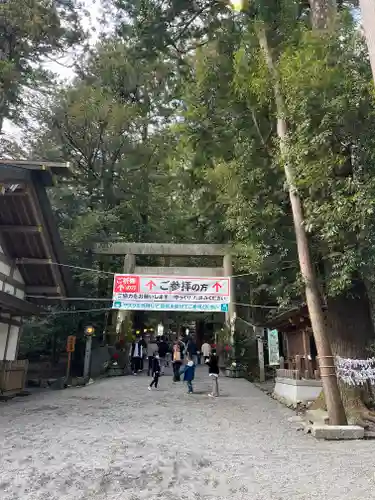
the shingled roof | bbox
[0,160,73,313]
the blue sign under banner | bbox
[112,301,229,312]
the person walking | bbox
[180,356,196,394]
[172,340,183,382]
[165,339,172,367]
[206,350,220,397]
[201,340,212,363]
[148,354,161,390]
[139,335,147,372]
[130,337,144,375]
[187,338,198,365]
[147,337,158,376]
[157,336,169,375]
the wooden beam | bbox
[0,315,22,327]
[23,182,66,295]
[0,252,11,267]
[0,271,25,290]
[95,242,229,256]
[0,290,40,316]
[0,225,41,233]
[16,258,52,265]
[25,286,60,295]
[0,159,70,170]
[134,266,224,277]
[0,191,28,197]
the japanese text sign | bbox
[66,335,76,353]
[112,274,231,312]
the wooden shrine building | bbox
[0,159,73,392]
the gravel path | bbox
[0,366,374,500]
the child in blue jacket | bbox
[180,356,196,394]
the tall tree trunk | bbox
[309,0,337,29]
[312,280,375,424]
[308,0,375,425]
[256,21,347,425]
[359,0,375,82]
[327,280,374,359]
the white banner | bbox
[112,274,231,312]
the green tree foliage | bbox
[0,0,84,133]
[7,0,375,363]
[165,5,375,303]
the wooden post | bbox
[1,321,12,393]
[83,334,93,380]
[359,0,375,83]
[115,254,136,343]
[302,329,312,379]
[65,335,76,382]
[295,355,302,380]
[223,254,236,342]
[66,352,72,381]
[258,336,265,382]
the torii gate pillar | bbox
[115,254,136,337]
[223,253,236,341]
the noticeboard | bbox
[267,329,280,366]
[66,335,76,353]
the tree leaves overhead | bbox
[3,0,375,351]
[0,0,84,132]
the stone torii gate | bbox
[96,242,236,338]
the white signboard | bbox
[112,274,231,312]
[267,329,280,366]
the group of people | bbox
[130,335,220,397]
[129,335,169,376]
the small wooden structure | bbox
[0,160,73,394]
[263,305,323,404]
[0,360,29,393]
[264,305,320,380]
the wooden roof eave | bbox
[0,163,74,297]
[262,305,308,329]
[0,290,40,316]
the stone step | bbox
[364,430,375,439]
[312,424,364,440]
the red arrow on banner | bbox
[146,280,157,291]
[212,282,222,292]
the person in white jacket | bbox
[201,341,212,363]
[130,338,143,375]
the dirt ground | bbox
[0,365,374,500]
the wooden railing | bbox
[277,356,320,380]
[276,369,301,379]
[0,359,29,393]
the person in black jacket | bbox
[148,354,161,390]
[206,351,220,398]
[186,338,198,365]
[157,337,169,375]
[139,335,147,371]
